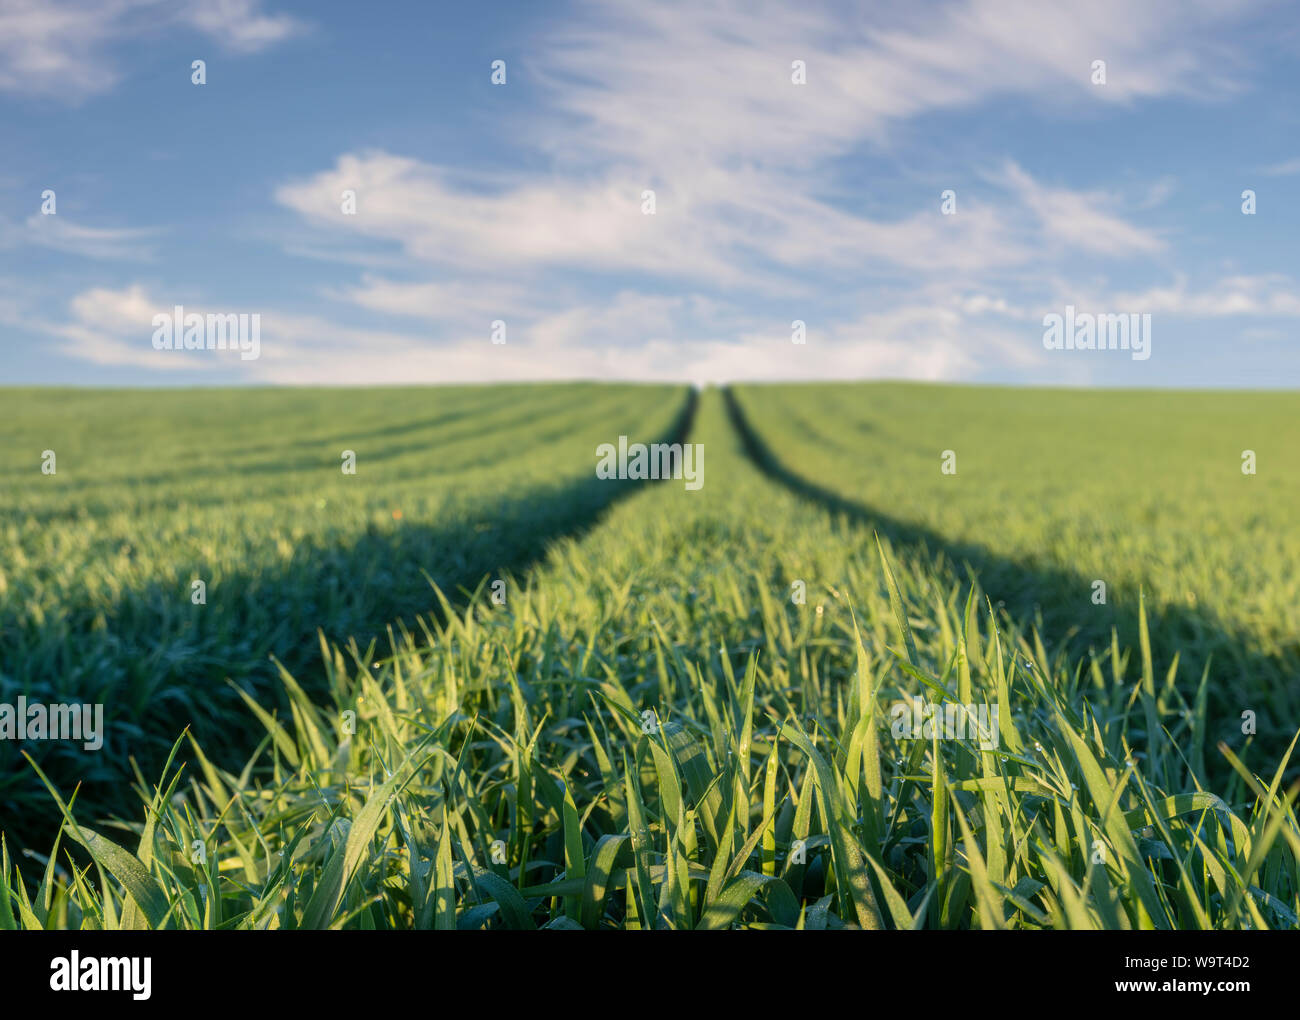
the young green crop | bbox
[730,381,1300,770]
[0,382,687,852]
[4,387,1295,930]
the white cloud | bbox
[45,283,430,373]
[1111,274,1300,317]
[0,0,134,98]
[56,270,1293,385]
[23,214,159,259]
[277,149,1151,295]
[180,0,303,55]
[536,0,1255,173]
[51,284,182,368]
[1259,157,1300,177]
[42,279,1065,385]
[38,282,1015,384]
[275,153,751,286]
[1000,162,1165,257]
[28,0,1284,386]
[269,0,1200,384]
[0,0,303,99]
[330,275,534,325]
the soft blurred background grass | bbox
[732,382,1300,747]
[0,383,688,851]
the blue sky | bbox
[2,0,1299,387]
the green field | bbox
[0,383,688,846]
[730,383,1300,750]
[2,384,1298,930]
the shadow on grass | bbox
[1,388,698,861]
[722,386,1299,776]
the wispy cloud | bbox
[50,283,185,368]
[0,0,303,99]
[17,0,1292,386]
[180,0,304,55]
[999,161,1165,256]
[1259,156,1300,177]
[536,0,1253,171]
[257,0,1279,383]
[276,151,1158,296]
[21,214,160,260]
[1111,274,1300,317]
[329,275,534,325]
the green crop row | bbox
[0,383,688,849]
[5,388,1295,930]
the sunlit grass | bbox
[0,383,686,845]
[4,388,1296,930]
